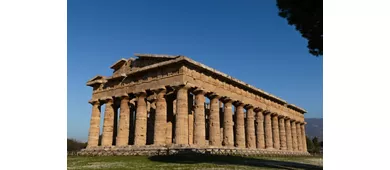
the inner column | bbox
[175,85,189,145]
[193,89,206,146]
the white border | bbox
[0,0,67,169]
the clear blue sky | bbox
[68,0,323,142]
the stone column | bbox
[134,92,147,146]
[296,122,302,151]
[279,116,287,150]
[207,93,221,146]
[193,89,206,146]
[116,95,130,146]
[285,118,293,151]
[87,100,101,148]
[272,113,280,150]
[254,108,265,149]
[291,120,298,151]
[245,105,256,149]
[234,101,245,148]
[102,98,115,146]
[264,111,273,149]
[175,85,189,145]
[221,97,234,147]
[153,88,167,146]
[301,122,308,152]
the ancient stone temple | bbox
[80,53,310,156]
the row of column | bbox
[87,86,307,152]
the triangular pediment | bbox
[86,75,107,86]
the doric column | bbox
[102,98,115,146]
[175,85,189,145]
[272,113,280,150]
[291,120,298,151]
[301,122,308,152]
[285,117,293,151]
[245,104,256,149]
[193,88,206,146]
[234,101,245,148]
[134,92,147,146]
[116,95,130,146]
[87,100,101,148]
[279,116,287,150]
[296,122,302,151]
[264,111,273,149]
[254,108,265,149]
[207,93,221,146]
[221,97,234,147]
[153,88,167,146]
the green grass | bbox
[67,155,323,170]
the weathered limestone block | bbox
[254,108,265,149]
[272,114,280,150]
[175,85,189,145]
[221,97,234,147]
[301,122,308,152]
[208,93,221,146]
[285,118,293,151]
[153,89,167,145]
[87,100,101,148]
[102,98,115,146]
[264,112,273,149]
[116,95,130,146]
[134,92,147,146]
[296,122,302,151]
[193,89,206,146]
[234,101,245,148]
[245,105,256,149]
[279,116,287,150]
[291,120,298,151]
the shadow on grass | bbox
[149,152,322,170]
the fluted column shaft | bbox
[116,96,130,146]
[208,95,221,146]
[102,99,115,146]
[272,114,280,150]
[175,86,189,145]
[255,110,265,149]
[285,119,293,151]
[222,99,234,147]
[153,89,167,145]
[234,103,245,148]
[301,123,308,152]
[296,122,302,151]
[291,121,298,151]
[279,117,287,150]
[134,92,147,146]
[87,101,101,148]
[245,106,256,148]
[264,112,273,149]
[193,90,206,146]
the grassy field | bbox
[67,154,323,170]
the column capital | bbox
[151,87,167,94]
[254,107,265,113]
[172,84,192,90]
[115,93,130,99]
[220,96,233,103]
[233,100,244,106]
[244,104,254,109]
[290,119,296,123]
[278,115,286,119]
[134,91,147,97]
[284,116,291,120]
[101,97,114,103]
[205,92,221,99]
[88,99,100,105]
[262,110,272,115]
[192,87,206,95]
[270,112,278,116]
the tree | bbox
[276,0,323,56]
[312,136,321,154]
[67,138,87,152]
[306,136,314,153]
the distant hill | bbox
[305,118,323,141]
